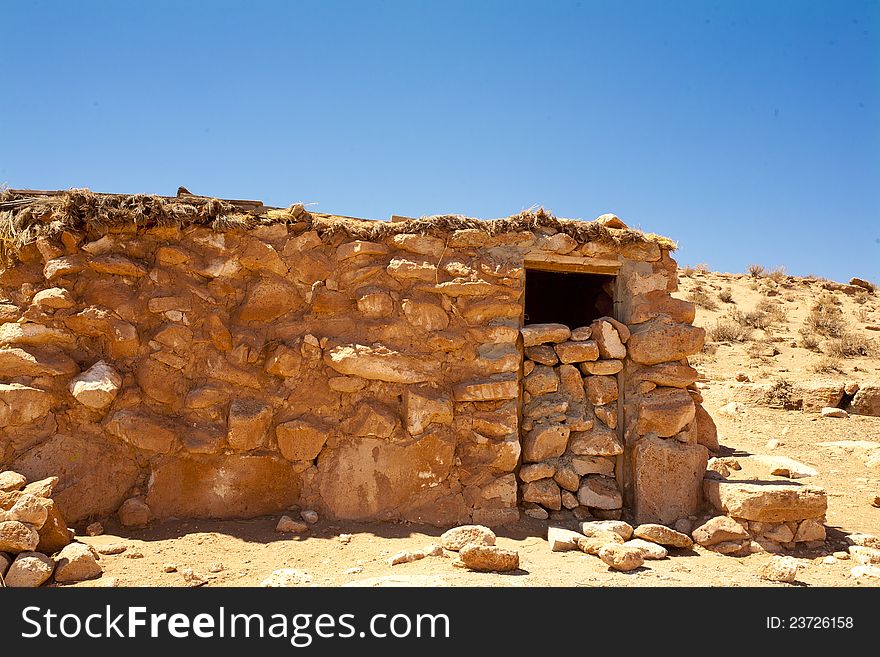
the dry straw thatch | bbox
[0,188,675,264]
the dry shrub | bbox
[687,286,719,310]
[731,308,772,330]
[827,332,874,358]
[767,266,787,283]
[747,339,778,359]
[856,308,869,322]
[755,298,787,324]
[803,294,846,338]
[810,356,845,374]
[748,264,766,278]
[708,320,751,342]
[762,380,801,410]
[695,263,711,274]
[799,332,822,352]
[718,288,735,304]
[681,265,695,277]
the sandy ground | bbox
[67,269,880,587]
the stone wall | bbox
[0,200,710,528]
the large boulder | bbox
[4,552,54,587]
[0,383,54,428]
[12,434,139,523]
[0,521,40,553]
[53,543,102,583]
[850,385,880,417]
[458,544,519,572]
[627,319,705,365]
[636,388,696,437]
[632,435,708,525]
[703,480,827,522]
[145,455,301,519]
[441,525,496,551]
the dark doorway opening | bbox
[524,269,615,328]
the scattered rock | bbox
[5,551,55,587]
[0,521,40,553]
[0,471,27,493]
[96,543,127,555]
[846,533,880,549]
[337,534,352,544]
[524,506,549,520]
[276,515,309,533]
[703,480,827,522]
[580,520,634,541]
[752,455,818,479]
[458,544,519,572]
[440,525,496,551]
[848,545,880,565]
[179,567,207,587]
[521,324,571,347]
[850,565,880,580]
[163,563,178,573]
[547,526,584,552]
[209,563,224,573]
[624,538,668,560]
[759,555,799,583]
[53,543,103,583]
[692,516,750,547]
[118,497,152,527]
[300,509,319,524]
[633,523,693,549]
[576,532,625,554]
[821,407,849,419]
[86,522,104,537]
[717,402,747,417]
[597,544,644,571]
[68,361,122,409]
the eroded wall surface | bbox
[0,215,711,526]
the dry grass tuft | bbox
[708,320,752,342]
[718,288,735,304]
[687,286,719,310]
[762,380,801,410]
[748,264,766,278]
[827,332,874,359]
[802,293,846,338]
[810,356,845,374]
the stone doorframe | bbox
[520,253,627,513]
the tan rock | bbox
[276,515,309,533]
[590,319,626,359]
[632,435,708,525]
[519,463,556,482]
[576,532,625,554]
[32,287,75,309]
[89,254,147,277]
[355,288,394,318]
[453,374,518,401]
[821,407,848,418]
[692,516,751,546]
[389,234,445,258]
[598,544,644,571]
[43,255,85,280]
[571,456,616,477]
[0,383,54,427]
[0,471,26,493]
[404,387,453,435]
[752,455,818,479]
[633,523,693,548]
[586,376,618,405]
[555,341,600,364]
[693,404,719,451]
[569,424,623,456]
[260,568,313,587]
[849,545,880,565]
[441,525,496,551]
[5,493,48,528]
[118,497,152,527]
[521,479,562,510]
[703,480,827,522]
[0,521,40,553]
[577,476,622,510]
[593,404,617,429]
[580,520,634,540]
[227,399,273,450]
[0,346,78,377]
[106,410,178,453]
[759,555,799,583]
[35,501,71,554]
[525,345,558,365]
[636,388,696,437]
[325,342,436,384]
[276,418,330,461]
[458,544,519,572]
[337,240,388,260]
[795,381,845,413]
[553,463,581,492]
[627,291,696,325]
[146,455,301,519]
[23,476,58,498]
[570,326,592,341]
[850,385,880,417]
[792,518,826,542]
[547,526,584,552]
[846,533,880,549]
[524,365,559,395]
[521,323,571,347]
[386,258,436,282]
[0,322,76,348]
[522,423,569,462]
[5,552,54,587]
[580,359,623,375]
[54,543,102,582]
[402,298,449,331]
[624,538,668,560]
[69,361,121,410]
[627,318,705,365]
[237,279,301,322]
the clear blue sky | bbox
[2,1,878,282]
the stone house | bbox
[0,189,714,528]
